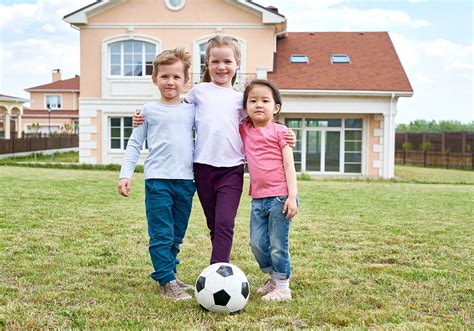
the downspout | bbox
[389,93,395,178]
[273,30,287,52]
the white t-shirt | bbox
[186,82,246,167]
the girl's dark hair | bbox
[243,79,282,120]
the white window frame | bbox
[289,54,309,63]
[45,94,62,110]
[285,117,365,175]
[331,54,351,64]
[109,116,133,151]
[164,0,186,11]
[109,40,156,78]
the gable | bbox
[65,0,285,26]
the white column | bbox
[382,113,396,178]
[382,97,397,179]
[17,111,22,138]
[4,112,10,139]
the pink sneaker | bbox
[256,279,276,296]
[261,288,292,302]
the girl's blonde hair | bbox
[152,47,191,84]
[202,35,241,85]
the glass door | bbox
[305,131,321,171]
[325,131,341,172]
[305,130,341,173]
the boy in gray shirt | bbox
[118,48,195,301]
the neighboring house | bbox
[24,69,80,134]
[0,94,29,139]
[64,0,413,178]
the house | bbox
[23,69,80,134]
[0,94,29,139]
[64,0,413,178]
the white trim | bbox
[25,89,79,93]
[64,1,125,25]
[280,89,413,98]
[232,0,286,24]
[65,0,284,26]
[44,94,62,110]
[101,35,161,99]
[164,0,186,11]
[82,23,271,29]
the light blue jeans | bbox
[249,196,292,280]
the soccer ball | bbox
[195,262,250,313]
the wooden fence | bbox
[395,150,474,170]
[396,131,474,153]
[0,134,79,155]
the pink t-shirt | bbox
[240,121,289,198]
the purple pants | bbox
[193,163,244,264]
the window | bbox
[285,119,302,172]
[110,117,133,150]
[306,119,341,128]
[344,119,363,173]
[289,55,309,63]
[165,0,186,11]
[110,41,156,77]
[331,54,350,64]
[45,95,61,109]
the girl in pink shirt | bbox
[240,79,298,302]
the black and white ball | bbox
[195,263,250,313]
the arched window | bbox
[110,41,156,77]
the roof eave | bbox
[280,89,414,97]
[25,89,80,93]
[63,0,125,26]
[231,0,286,24]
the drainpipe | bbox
[389,93,395,178]
[273,30,287,52]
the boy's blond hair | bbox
[152,47,191,84]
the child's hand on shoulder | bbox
[283,197,298,219]
[117,178,131,197]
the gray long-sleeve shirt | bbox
[119,101,195,180]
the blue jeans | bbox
[145,179,196,286]
[249,196,292,280]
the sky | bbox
[0,0,472,124]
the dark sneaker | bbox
[161,281,192,301]
[256,279,276,296]
[176,278,194,291]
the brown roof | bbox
[268,32,413,92]
[25,76,80,91]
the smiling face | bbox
[207,46,239,88]
[245,84,281,128]
[153,61,187,104]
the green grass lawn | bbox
[0,166,472,328]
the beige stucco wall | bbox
[29,91,79,110]
[79,0,277,98]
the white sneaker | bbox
[261,288,292,302]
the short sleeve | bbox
[276,124,288,150]
[185,85,197,104]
